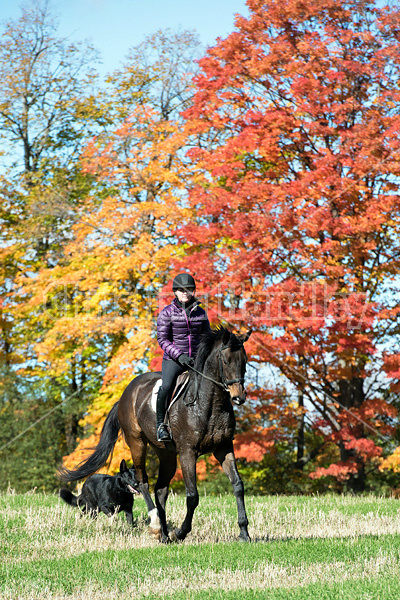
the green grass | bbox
[1,491,400,599]
[168,576,400,600]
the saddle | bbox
[167,371,192,411]
[151,371,193,417]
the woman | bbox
[156,273,210,442]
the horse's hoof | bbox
[170,528,184,542]
[169,530,177,542]
[161,534,171,544]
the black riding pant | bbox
[161,359,184,395]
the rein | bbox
[188,365,226,391]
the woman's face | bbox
[175,288,195,304]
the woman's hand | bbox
[178,354,195,368]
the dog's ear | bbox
[120,459,127,473]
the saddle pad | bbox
[151,379,162,412]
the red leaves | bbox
[310,460,359,483]
[234,437,274,462]
[344,437,382,460]
[179,0,400,489]
[384,353,400,385]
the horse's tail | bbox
[58,402,121,483]
[59,488,78,507]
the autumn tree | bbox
[0,0,100,173]
[0,0,103,489]
[180,0,400,492]
[107,28,201,121]
[25,29,202,475]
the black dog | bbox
[59,459,140,525]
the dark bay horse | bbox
[60,326,251,543]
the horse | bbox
[59,326,252,543]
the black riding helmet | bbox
[172,273,196,292]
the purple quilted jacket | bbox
[157,298,210,361]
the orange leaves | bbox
[234,433,275,463]
[23,102,190,375]
[83,108,189,196]
[310,461,359,483]
[62,429,130,477]
[176,0,400,490]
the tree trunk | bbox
[339,441,366,494]
[296,389,305,469]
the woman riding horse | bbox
[59,277,251,543]
[156,273,210,442]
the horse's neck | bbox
[204,352,219,375]
[195,352,224,407]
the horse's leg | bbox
[127,434,161,539]
[214,443,251,542]
[154,450,177,544]
[171,449,199,542]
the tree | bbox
[107,28,201,121]
[0,0,102,490]
[0,0,99,175]
[0,17,201,486]
[31,30,202,475]
[180,0,400,492]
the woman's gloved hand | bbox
[178,354,195,368]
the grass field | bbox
[1,490,400,599]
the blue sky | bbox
[0,0,249,75]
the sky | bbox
[0,0,249,75]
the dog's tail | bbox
[58,402,121,483]
[59,488,78,507]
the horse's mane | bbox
[194,325,241,371]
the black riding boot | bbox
[156,386,171,442]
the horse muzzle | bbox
[232,396,246,406]
[228,384,247,405]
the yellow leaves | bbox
[55,98,193,472]
[216,237,241,250]
[86,282,116,312]
[379,447,400,473]
[63,430,130,476]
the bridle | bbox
[218,344,246,390]
[189,343,246,393]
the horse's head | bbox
[218,328,252,405]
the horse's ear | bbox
[237,329,252,344]
[120,459,127,473]
[222,328,231,345]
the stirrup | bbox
[157,424,171,442]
